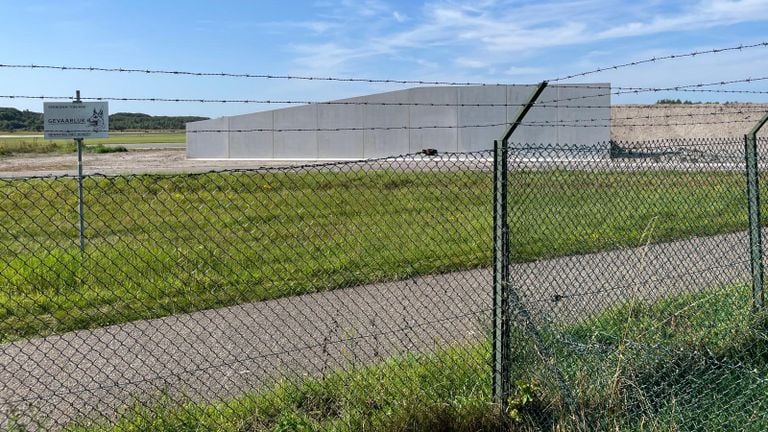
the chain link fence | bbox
[1,137,768,430]
[505,137,768,431]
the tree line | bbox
[0,108,209,132]
[655,99,745,105]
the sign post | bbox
[74,91,85,253]
[43,92,109,252]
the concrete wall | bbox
[187,84,611,160]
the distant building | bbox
[186,84,611,160]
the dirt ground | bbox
[2,104,766,177]
[0,150,312,177]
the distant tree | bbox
[655,99,710,105]
[0,108,208,132]
[0,108,42,131]
[109,112,209,130]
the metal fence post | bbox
[74,90,85,253]
[492,82,548,408]
[492,138,510,405]
[745,112,768,310]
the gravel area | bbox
[0,229,752,429]
[0,150,317,178]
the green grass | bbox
[61,284,768,431]
[0,133,184,155]
[65,343,500,432]
[557,283,768,431]
[0,168,756,342]
[87,144,129,154]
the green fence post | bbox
[492,138,509,405]
[492,81,548,408]
[746,112,768,310]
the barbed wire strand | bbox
[24,112,766,137]
[2,85,767,109]
[549,41,768,82]
[179,118,765,134]
[2,41,766,88]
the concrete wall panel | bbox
[274,104,318,159]
[556,84,610,156]
[458,86,506,152]
[408,87,458,153]
[186,117,229,159]
[363,90,410,158]
[318,100,364,159]
[228,112,274,159]
[507,85,559,146]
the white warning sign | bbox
[44,102,109,139]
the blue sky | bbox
[1,0,768,117]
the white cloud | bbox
[455,57,489,68]
[290,43,368,72]
[504,66,546,76]
[598,0,768,38]
[377,0,768,54]
[343,0,390,17]
[250,20,339,35]
[287,0,768,81]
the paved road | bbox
[0,230,752,429]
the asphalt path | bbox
[0,229,753,429]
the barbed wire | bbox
[613,75,768,93]
[662,88,768,95]
[0,63,507,87]
[2,73,767,110]
[2,73,767,108]
[526,108,766,126]
[549,41,768,82]
[3,74,765,108]
[2,41,765,90]
[533,75,768,106]
[180,118,758,134]
[523,110,766,127]
[7,106,762,138]
[0,93,551,106]
[1,90,765,109]
[21,111,763,138]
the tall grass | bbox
[0,140,130,155]
[0,133,184,155]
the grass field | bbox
[60,283,768,431]
[0,133,184,155]
[0,166,752,342]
